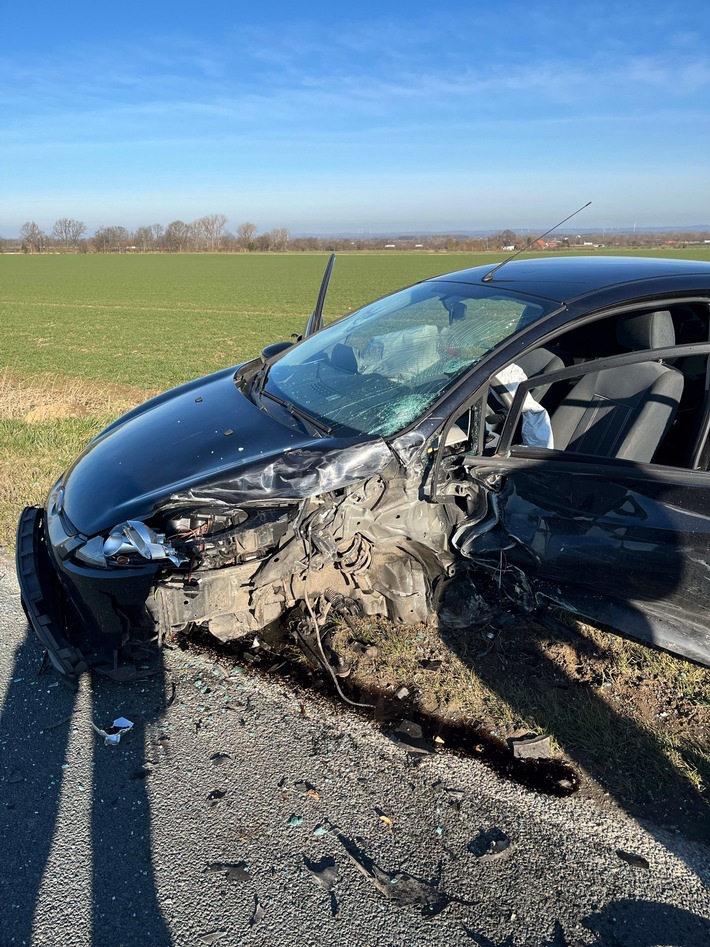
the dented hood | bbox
[60,367,386,536]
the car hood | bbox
[60,367,390,536]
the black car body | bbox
[16,255,710,677]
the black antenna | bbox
[303,253,336,337]
[481,201,592,283]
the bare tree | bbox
[150,223,164,248]
[164,220,190,253]
[189,218,207,251]
[92,226,131,252]
[134,226,154,252]
[267,227,290,251]
[199,214,228,252]
[236,221,258,250]
[493,229,518,249]
[19,221,44,253]
[52,218,87,250]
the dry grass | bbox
[0,371,155,547]
[0,369,153,422]
[332,611,709,825]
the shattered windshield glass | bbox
[262,280,557,437]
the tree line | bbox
[5,217,709,254]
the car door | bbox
[432,331,710,666]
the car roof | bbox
[428,255,710,305]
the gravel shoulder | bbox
[1,554,709,947]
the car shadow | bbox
[437,571,710,847]
[435,447,710,836]
[0,627,171,945]
[466,899,710,946]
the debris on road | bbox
[198,930,226,945]
[209,752,232,766]
[303,855,338,892]
[91,716,134,746]
[336,833,448,917]
[388,719,434,755]
[468,827,513,862]
[250,895,265,927]
[303,855,339,917]
[204,861,251,882]
[510,734,553,760]
[616,849,650,870]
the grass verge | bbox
[0,371,152,546]
[330,611,709,831]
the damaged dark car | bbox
[16,254,710,679]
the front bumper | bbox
[16,507,89,676]
[16,506,160,678]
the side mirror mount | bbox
[261,340,293,359]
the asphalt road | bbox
[1,554,709,947]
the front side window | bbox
[493,302,710,468]
[260,281,557,437]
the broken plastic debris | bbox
[198,930,227,944]
[468,827,513,862]
[209,752,232,765]
[388,719,434,755]
[303,855,338,893]
[510,734,552,760]
[204,861,251,882]
[336,833,448,917]
[294,779,318,794]
[288,814,304,827]
[616,849,650,870]
[444,788,465,810]
[304,855,339,917]
[250,895,265,927]
[91,717,134,746]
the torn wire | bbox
[302,523,375,711]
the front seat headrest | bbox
[617,310,675,350]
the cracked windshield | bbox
[263,281,556,436]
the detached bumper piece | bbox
[16,506,89,677]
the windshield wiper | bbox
[259,389,332,436]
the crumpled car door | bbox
[449,451,710,666]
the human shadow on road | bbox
[0,627,171,946]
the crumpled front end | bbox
[16,431,461,679]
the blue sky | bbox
[1,0,709,235]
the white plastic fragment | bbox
[91,717,134,746]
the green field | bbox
[3,248,710,390]
[1,252,472,389]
